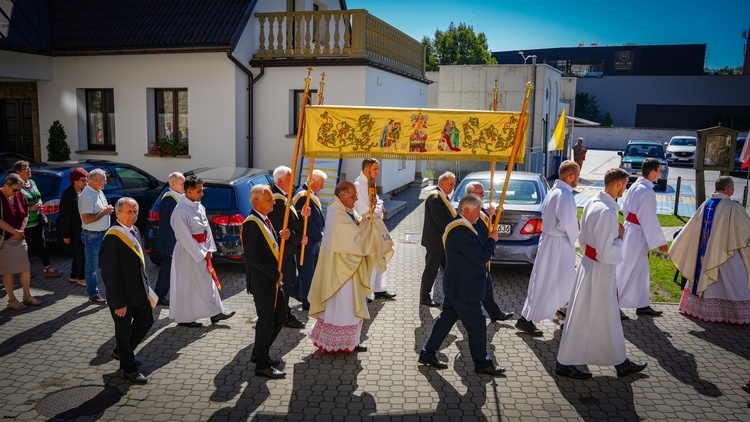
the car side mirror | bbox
[150,179,160,189]
[617,151,623,156]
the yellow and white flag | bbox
[547,108,566,151]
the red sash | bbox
[625,213,640,225]
[584,244,598,262]
[192,232,221,290]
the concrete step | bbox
[382,199,406,221]
[410,177,429,188]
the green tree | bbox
[602,112,614,127]
[46,120,71,161]
[422,36,439,71]
[424,22,497,69]
[575,92,602,123]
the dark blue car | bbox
[144,167,273,265]
[0,160,163,244]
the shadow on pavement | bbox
[0,301,103,357]
[624,316,722,397]
[521,330,644,421]
[418,365,492,420]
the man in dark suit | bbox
[419,171,456,307]
[293,169,327,311]
[154,172,184,306]
[418,195,506,376]
[99,198,155,384]
[464,182,513,322]
[269,166,308,328]
[242,184,290,379]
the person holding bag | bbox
[0,173,39,310]
[12,161,61,278]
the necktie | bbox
[264,218,275,233]
[346,211,355,221]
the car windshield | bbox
[625,144,663,158]
[454,179,541,205]
[200,185,237,211]
[671,138,696,146]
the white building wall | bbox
[36,52,239,181]
[0,50,52,80]
[252,65,426,193]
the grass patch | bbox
[576,207,688,227]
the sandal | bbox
[43,267,63,278]
[22,297,41,306]
[6,301,27,310]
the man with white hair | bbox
[419,195,505,376]
[269,166,308,329]
[154,172,185,306]
[419,171,456,307]
[79,168,114,304]
[353,158,396,300]
[293,169,327,310]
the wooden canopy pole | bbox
[299,72,326,266]
[275,66,313,307]
[493,81,533,232]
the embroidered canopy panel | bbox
[303,105,528,162]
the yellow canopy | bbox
[303,105,528,162]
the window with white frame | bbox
[85,89,115,151]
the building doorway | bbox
[0,99,35,157]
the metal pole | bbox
[743,168,749,208]
[673,176,681,216]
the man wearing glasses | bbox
[465,182,513,322]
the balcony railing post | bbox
[350,10,365,58]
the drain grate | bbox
[35,385,121,419]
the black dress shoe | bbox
[157,298,170,307]
[250,355,282,366]
[255,367,286,379]
[636,306,663,316]
[353,344,368,352]
[420,299,441,308]
[285,317,305,329]
[111,351,142,366]
[555,365,592,380]
[177,321,202,328]
[475,365,506,376]
[418,356,448,369]
[374,291,397,300]
[617,361,647,377]
[491,312,514,322]
[210,311,236,324]
[742,384,750,394]
[515,317,543,337]
[123,371,148,384]
[620,310,630,320]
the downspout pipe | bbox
[227,51,264,167]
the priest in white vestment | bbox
[169,176,234,327]
[353,158,396,300]
[517,160,580,336]
[615,158,668,317]
[308,181,393,352]
[670,176,750,325]
[556,168,648,379]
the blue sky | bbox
[346,0,750,70]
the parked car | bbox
[617,140,669,190]
[734,137,748,174]
[665,135,697,165]
[0,152,36,172]
[0,160,163,243]
[451,171,550,266]
[144,167,273,265]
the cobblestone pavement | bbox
[1,187,749,421]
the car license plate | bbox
[497,224,511,235]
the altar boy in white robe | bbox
[517,160,580,336]
[556,168,648,379]
[615,158,668,319]
[169,175,234,328]
[353,158,396,300]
